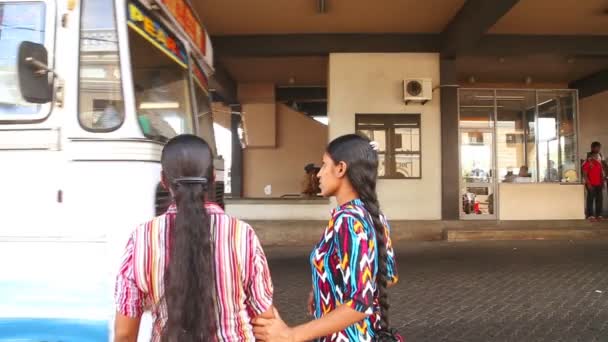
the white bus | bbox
[0,0,222,339]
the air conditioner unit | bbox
[403,78,432,105]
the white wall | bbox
[242,104,328,198]
[226,201,329,220]
[579,90,608,158]
[499,183,585,220]
[328,53,442,220]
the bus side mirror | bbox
[17,41,53,104]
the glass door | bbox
[459,89,497,219]
[460,129,496,218]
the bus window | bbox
[78,0,125,131]
[0,3,46,118]
[128,17,193,143]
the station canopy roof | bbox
[194,0,608,104]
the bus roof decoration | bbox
[159,0,205,55]
[127,1,189,69]
[137,0,213,75]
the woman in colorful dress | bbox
[253,134,399,342]
[114,134,275,342]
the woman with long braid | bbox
[253,134,400,342]
[114,135,275,342]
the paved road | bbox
[265,241,608,342]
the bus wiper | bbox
[0,24,44,32]
[81,37,118,44]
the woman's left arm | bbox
[254,305,367,342]
[114,313,142,342]
[381,215,399,287]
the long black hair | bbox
[326,134,391,331]
[160,134,216,342]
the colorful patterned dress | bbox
[310,199,398,342]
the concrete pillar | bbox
[440,57,460,220]
[230,104,243,198]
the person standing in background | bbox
[583,142,605,221]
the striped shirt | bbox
[115,202,273,341]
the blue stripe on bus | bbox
[0,318,108,341]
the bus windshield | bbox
[127,1,194,142]
[0,2,46,117]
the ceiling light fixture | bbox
[140,102,180,109]
[475,95,524,101]
[317,0,327,13]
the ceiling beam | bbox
[276,87,327,102]
[212,34,440,57]
[209,62,238,105]
[569,69,608,99]
[212,33,608,58]
[471,35,608,57]
[441,0,520,57]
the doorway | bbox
[459,89,497,219]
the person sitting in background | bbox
[302,163,321,197]
[503,167,517,183]
[512,165,533,183]
[470,162,487,181]
[544,160,559,182]
[94,101,123,130]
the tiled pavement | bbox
[266,241,608,342]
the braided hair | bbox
[326,134,391,330]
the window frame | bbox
[0,0,56,123]
[76,0,125,132]
[459,88,580,185]
[132,65,194,141]
[356,113,422,180]
[123,0,196,142]
[189,56,217,154]
[536,90,579,183]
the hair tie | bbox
[172,177,208,186]
[370,141,380,152]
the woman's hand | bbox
[253,308,295,342]
[307,290,315,316]
[255,304,369,342]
